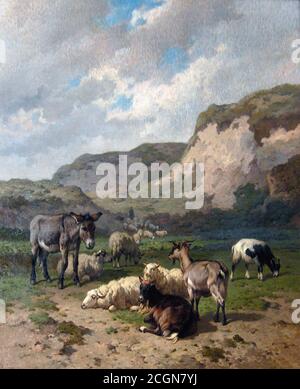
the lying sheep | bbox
[57,249,111,283]
[155,230,168,238]
[109,231,142,268]
[81,276,140,311]
[143,263,188,298]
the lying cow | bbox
[231,238,281,281]
[30,211,102,289]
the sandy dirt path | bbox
[1,287,300,369]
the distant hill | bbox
[0,179,121,233]
[53,142,186,193]
[2,84,300,233]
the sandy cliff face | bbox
[266,154,300,203]
[182,84,300,209]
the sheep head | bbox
[143,263,160,281]
[81,289,100,309]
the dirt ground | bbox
[1,287,299,369]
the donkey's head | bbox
[70,212,102,249]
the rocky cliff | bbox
[182,84,300,209]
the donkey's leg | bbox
[58,248,68,289]
[221,302,227,325]
[73,242,80,287]
[30,244,39,285]
[214,302,221,323]
[195,296,201,321]
[41,250,51,282]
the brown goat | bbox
[138,277,195,343]
[168,241,229,325]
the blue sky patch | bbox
[111,95,133,111]
[105,0,164,27]
[159,47,188,75]
[68,76,82,89]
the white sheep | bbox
[109,231,142,267]
[133,229,143,244]
[57,249,111,283]
[81,276,140,312]
[155,230,168,238]
[143,263,188,298]
[142,230,155,239]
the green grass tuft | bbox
[105,326,118,334]
[57,321,90,346]
[29,311,56,328]
[112,310,144,326]
[202,346,225,362]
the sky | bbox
[0,0,299,180]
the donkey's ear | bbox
[90,211,102,221]
[70,212,85,224]
[170,241,178,246]
[139,276,143,283]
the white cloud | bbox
[106,54,223,144]
[0,0,299,180]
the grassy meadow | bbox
[0,232,300,326]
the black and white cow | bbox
[230,239,281,281]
